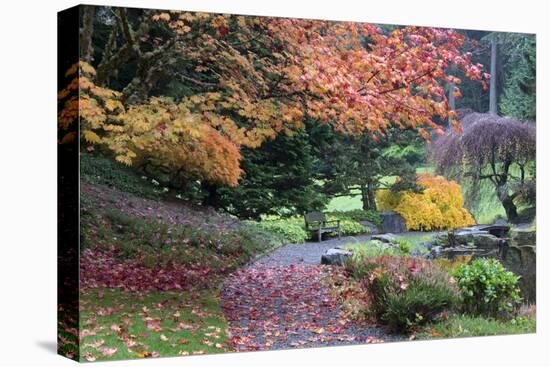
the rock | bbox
[321,248,352,266]
[505,227,536,302]
[426,246,442,259]
[431,225,537,303]
[510,226,536,245]
[473,233,503,248]
[371,233,398,243]
[419,240,436,250]
[451,229,490,245]
[411,248,423,257]
[477,224,511,238]
[359,220,380,234]
[378,211,407,234]
[494,218,509,226]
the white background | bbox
[0,0,548,366]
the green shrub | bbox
[81,153,166,199]
[327,209,382,225]
[245,219,309,244]
[351,255,459,333]
[395,239,412,255]
[337,218,370,236]
[452,258,522,317]
[247,211,375,243]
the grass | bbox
[342,231,440,262]
[416,313,536,339]
[326,190,363,211]
[393,232,439,245]
[81,201,278,275]
[79,288,231,361]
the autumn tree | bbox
[431,112,536,222]
[61,6,489,192]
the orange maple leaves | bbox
[60,11,489,187]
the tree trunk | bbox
[202,182,220,208]
[80,6,95,62]
[447,63,456,124]
[447,81,455,124]
[361,183,377,211]
[500,195,519,223]
[489,36,498,114]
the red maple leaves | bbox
[222,265,386,351]
[80,249,214,292]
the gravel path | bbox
[253,234,373,266]
[222,234,397,352]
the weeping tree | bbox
[431,112,535,222]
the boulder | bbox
[504,227,536,302]
[493,218,509,226]
[426,245,442,259]
[378,211,407,234]
[359,220,380,234]
[473,233,503,248]
[371,233,398,243]
[477,224,511,238]
[321,248,352,266]
[451,229,490,245]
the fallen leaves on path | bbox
[222,264,387,351]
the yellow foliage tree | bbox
[58,62,243,187]
[376,174,475,231]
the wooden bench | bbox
[304,211,341,242]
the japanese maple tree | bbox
[59,9,488,187]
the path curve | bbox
[222,234,394,351]
[254,234,373,266]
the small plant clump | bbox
[452,258,522,317]
[346,255,459,333]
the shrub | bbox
[334,218,370,236]
[247,212,373,243]
[80,153,166,199]
[349,255,459,333]
[452,258,522,317]
[327,209,382,225]
[434,255,472,272]
[376,174,476,231]
[346,241,404,273]
[246,219,309,244]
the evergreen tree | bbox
[321,128,425,211]
[499,34,536,120]
[215,123,329,219]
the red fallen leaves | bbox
[222,265,386,351]
[80,249,215,292]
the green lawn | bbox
[416,313,536,339]
[78,288,231,361]
[326,191,362,211]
